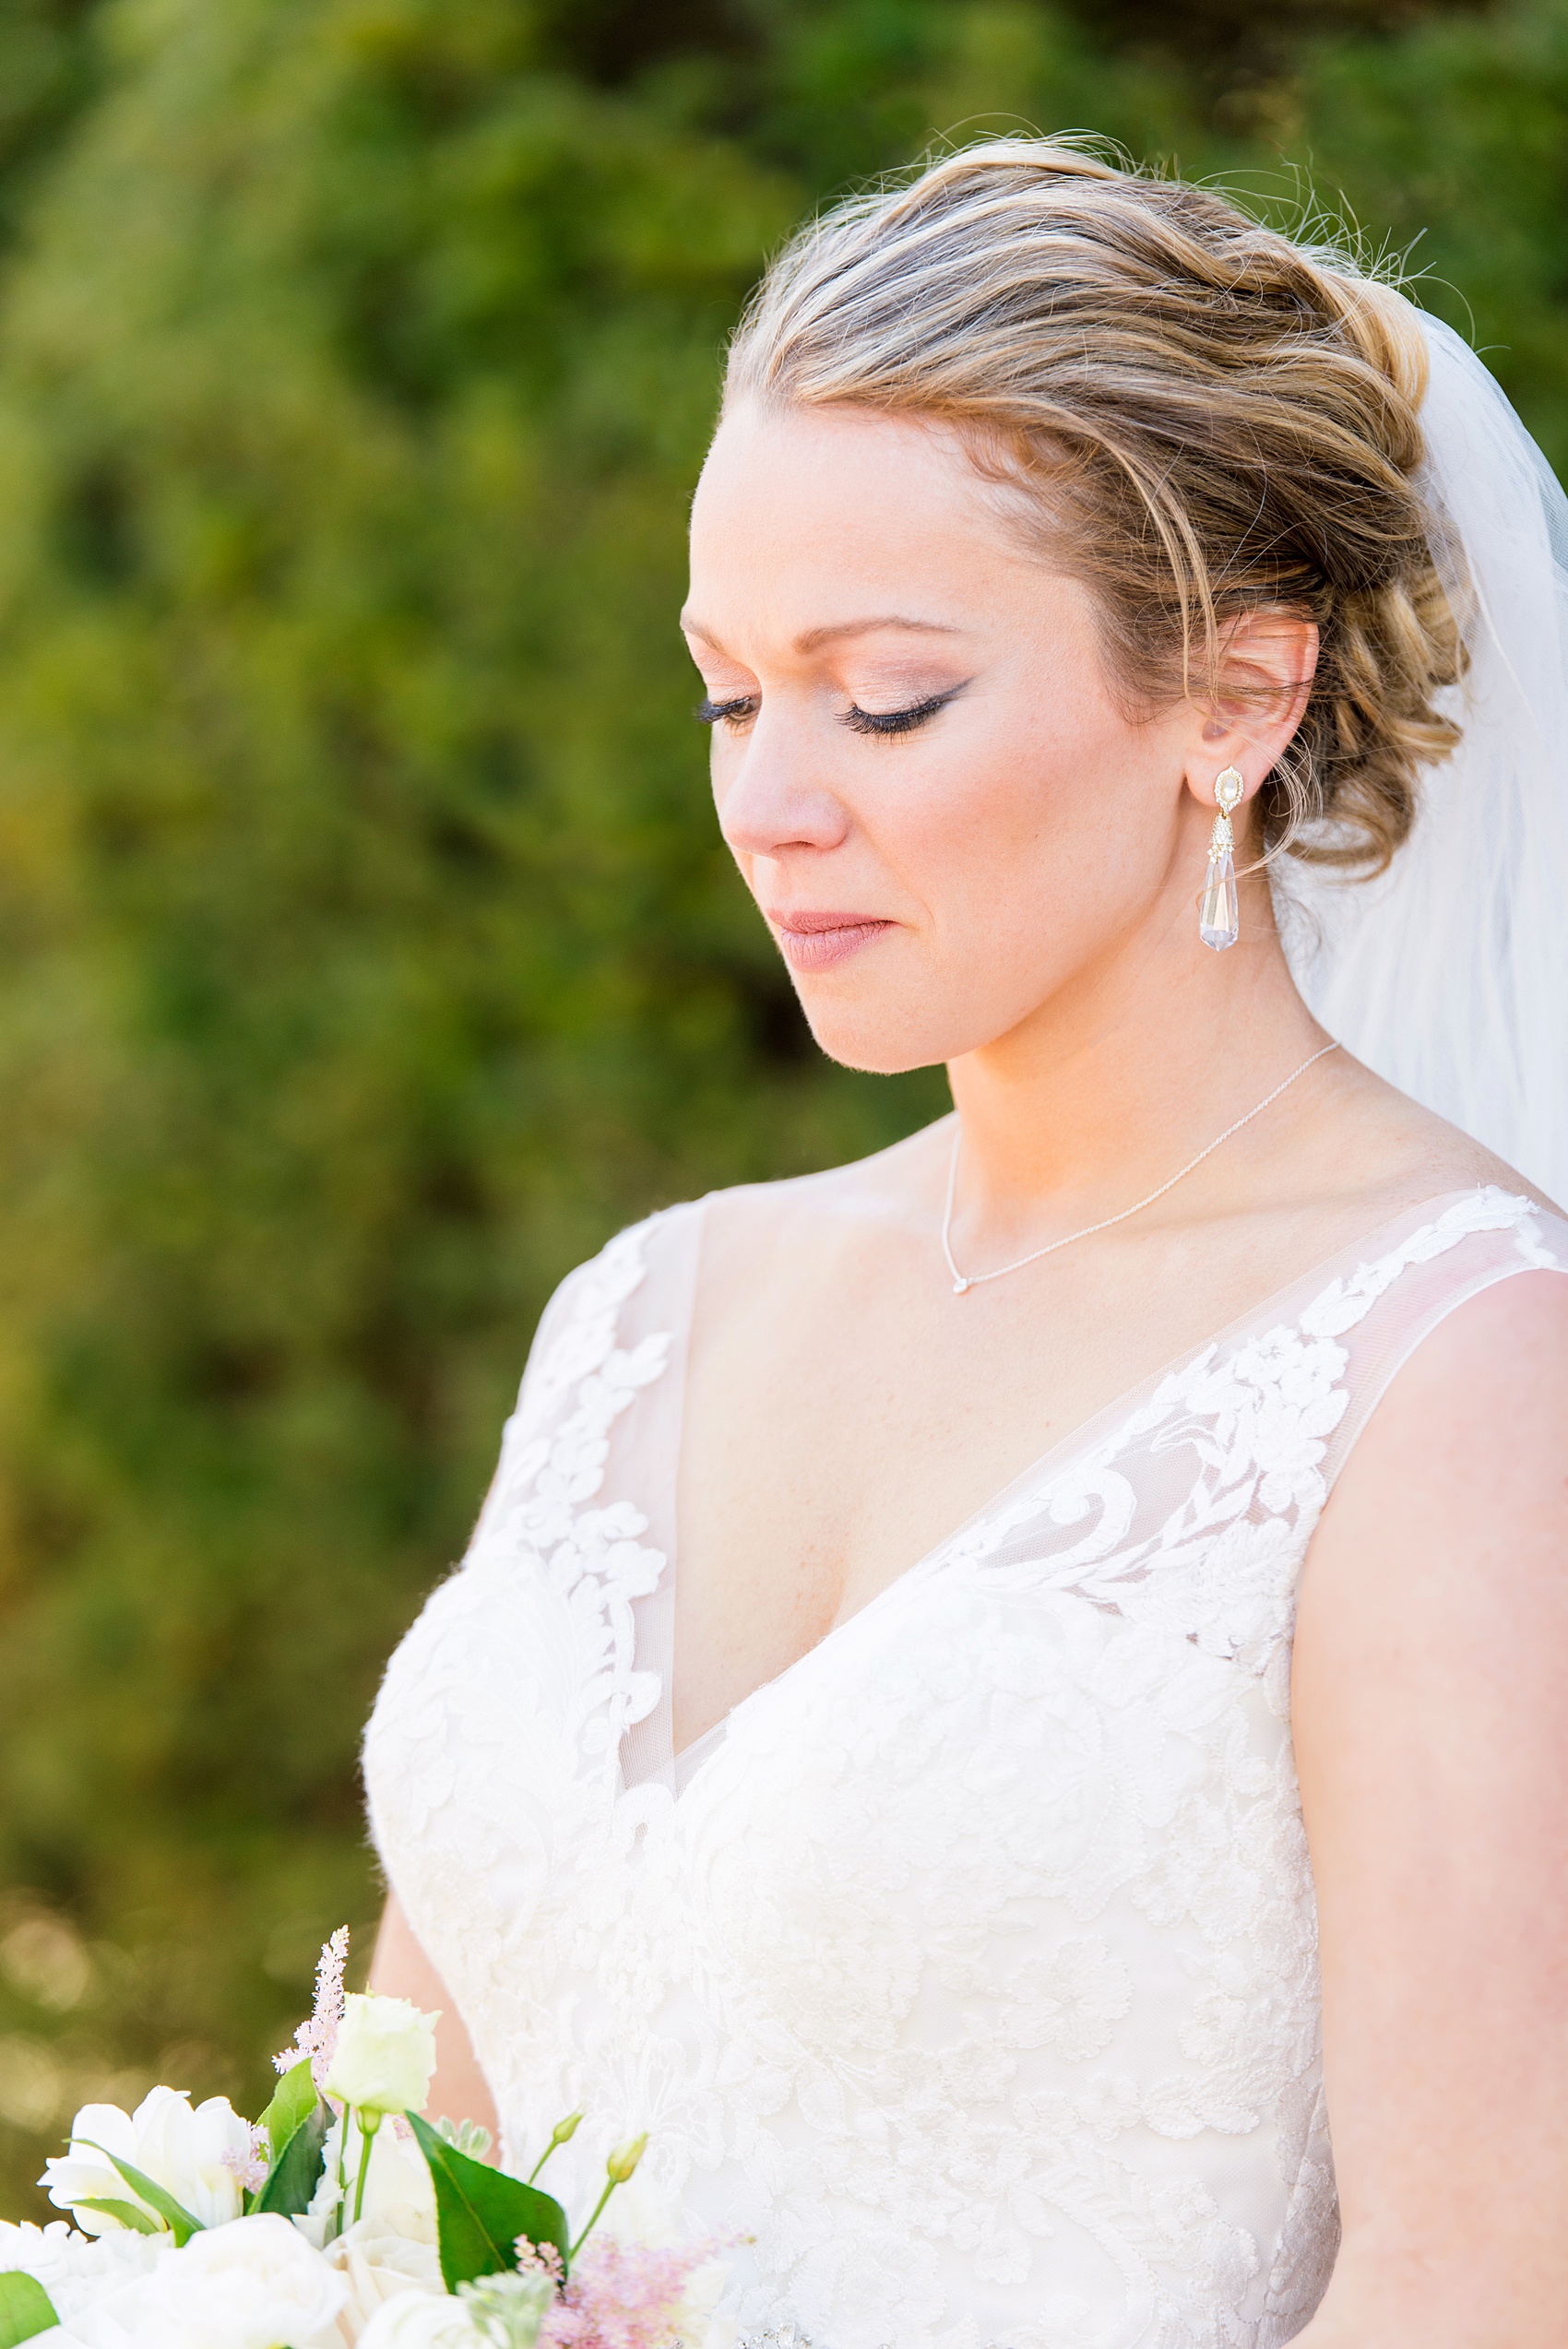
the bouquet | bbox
[0,1929,731,2349]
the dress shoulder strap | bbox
[1311,1186,1568,1492]
[909,1186,1565,1702]
[461,1200,705,1800]
[469,1200,703,1569]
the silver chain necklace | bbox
[941,1041,1341,1296]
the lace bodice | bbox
[364,1183,1566,2349]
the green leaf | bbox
[407,2111,570,2291]
[258,2058,317,2167]
[74,2140,204,2247]
[251,2097,331,2220]
[0,2272,60,2346]
[71,2197,160,2234]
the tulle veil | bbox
[1280,310,1568,1207]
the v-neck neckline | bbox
[646,1184,1503,1796]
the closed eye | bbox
[694,695,757,728]
[841,686,968,737]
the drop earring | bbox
[1199,766,1244,951]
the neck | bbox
[944,870,1326,1246]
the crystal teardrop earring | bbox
[1199,766,1244,951]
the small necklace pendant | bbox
[953,1276,971,1295]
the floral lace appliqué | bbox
[365,1185,1563,2349]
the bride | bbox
[361,143,1568,2349]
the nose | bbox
[714,711,850,860]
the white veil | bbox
[1280,310,1568,1207]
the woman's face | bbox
[683,399,1222,1074]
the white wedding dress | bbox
[363,1178,1566,2349]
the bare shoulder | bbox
[694,1118,951,1284]
[1304,1046,1561,1218]
[681,1049,1560,1351]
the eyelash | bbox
[841,691,957,737]
[693,689,960,737]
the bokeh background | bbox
[1,0,1565,2215]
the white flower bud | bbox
[604,2133,647,2184]
[323,1993,440,2118]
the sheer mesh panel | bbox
[602,1186,1567,1795]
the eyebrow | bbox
[680,613,966,656]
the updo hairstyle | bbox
[724,139,1465,873]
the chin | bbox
[796,991,990,1076]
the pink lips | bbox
[766,909,895,971]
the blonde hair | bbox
[725,138,1464,872]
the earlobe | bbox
[1181,746,1253,811]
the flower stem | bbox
[568,2177,618,2260]
[319,2103,347,2246]
[352,2110,381,2225]
[527,2111,582,2185]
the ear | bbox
[1179,610,1319,812]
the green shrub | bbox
[0,0,1562,2213]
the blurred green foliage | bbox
[0,0,1564,2213]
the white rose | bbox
[0,2220,165,2324]
[295,2112,437,2252]
[353,2118,437,2241]
[324,2216,443,2335]
[668,2256,739,2349]
[355,2290,482,2349]
[324,1996,440,2117]
[40,2088,252,2235]
[63,2213,348,2349]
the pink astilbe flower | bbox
[537,2235,712,2349]
[220,2121,270,2193]
[272,1924,351,2092]
[517,2242,564,2286]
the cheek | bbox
[886,706,1119,932]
